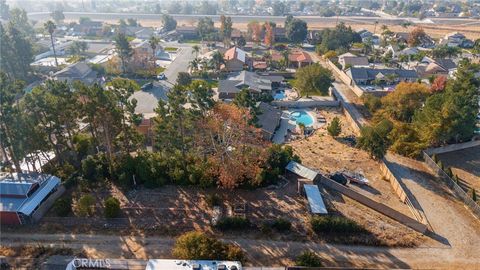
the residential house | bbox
[338,53,369,69]
[415,57,457,77]
[346,67,418,86]
[231,29,243,44]
[131,40,155,69]
[396,47,421,60]
[134,28,155,39]
[274,27,287,42]
[223,46,250,72]
[252,61,268,71]
[288,50,313,69]
[0,173,62,225]
[394,32,410,44]
[256,102,282,141]
[53,62,98,85]
[136,115,156,146]
[70,21,103,36]
[175,26,199,40]
[440,32,474,48]
[218,71,282,99]
[357,29,380,45]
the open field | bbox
[437,145,480,192]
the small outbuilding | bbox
[304,184,328,215]
[0,173,62,225]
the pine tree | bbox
[327,117,342,137]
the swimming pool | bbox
[273,90,286,100]
[290,110,314,127]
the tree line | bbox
[1,74,298,190]
[357,61,480,159]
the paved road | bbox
[131,43,194,114]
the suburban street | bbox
[131,43,194,114]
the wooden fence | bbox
[423,151,480,220]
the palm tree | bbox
[192,45,200,59]
[44,20,58,67]
[373,20,379,35]
[282,49,290,69]
[209,51,224,72]
[148,36,160,70]
[188,58,199,73]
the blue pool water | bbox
[273,90,286,100]
[290,110,314,126]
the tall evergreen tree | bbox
[114,33,133,74]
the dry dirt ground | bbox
[437,145,480,192]
[147,19,480,40]
[287,107,412,217]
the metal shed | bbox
[304,184,328,215]
[285,161,318,181]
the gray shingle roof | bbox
[256,102,282,136]
[53,62,97,80]
[348,67,418,82]
[218,71,274,94]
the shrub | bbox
[362,94,382,114]
[224,245,245,262]
[270,218,292,232]
[81,155,107,182]
[445,167,453,178]
[205,194,222,208]
[437,160,444,170]
[215,216,251,231]
[431,154,438,163]
[472,189,477,202]
[295,250,322,267]
[327,117,342,137]
[104,197,121,218]
[53,197,72,217]
[311,216,365,234]
[172,231,245,262]
[76,194,95,217]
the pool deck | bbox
[273,110,325,144]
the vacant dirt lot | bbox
[437,146,480,192]
[150,19,480,40]
[288,107,412,216]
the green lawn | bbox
[164,47,178,52]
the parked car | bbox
[365,86,375,91]
[141,82,153,91]
[330,173,349,185]
[157,73,166,80]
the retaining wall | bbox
[272,99,340,108]
[423,152,480,220]
[331,88,362,135]
[325,59,364,97]
[424,140,480,156]
[317,175,428,233]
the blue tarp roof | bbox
[304,184,328,214]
